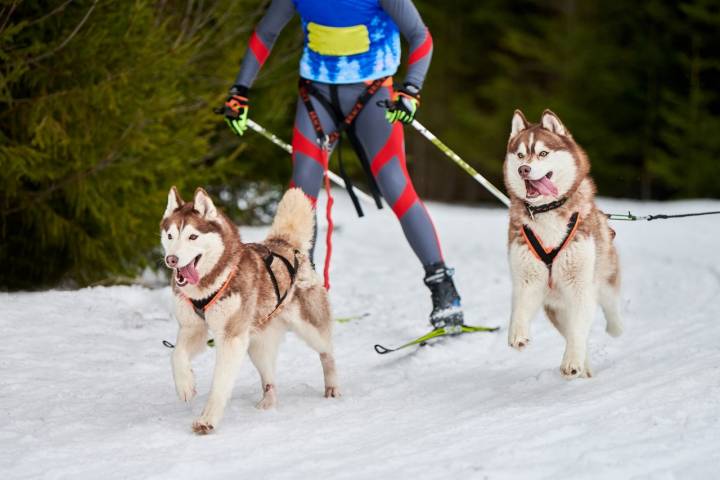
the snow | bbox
[2,193,720,479]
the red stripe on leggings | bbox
[392,183,418,219]
[371,121,404,176]
[249,31,270,66]
[292,127,324,166]
[408,29,433,65]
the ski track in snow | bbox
[1,194,719,479]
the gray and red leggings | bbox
[290,79,443,268]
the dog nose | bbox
[518,165,531,178]
[165,255,178,268]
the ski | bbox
[374,324,500,355]
[336,313,370,324]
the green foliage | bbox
[0,0,300,289]
[412,0,720,201]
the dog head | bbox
[504,109,589,205]
[160,187,229,288]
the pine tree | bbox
[0,0,300,289]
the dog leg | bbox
[290,319,340,398]
[192,333,249,434]
[172,315,207,403]
[248,322,285,410]
[508,280,545,351]
[558,291,595,379]
[600,282,623,337]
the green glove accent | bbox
[225,107,249,136]
[223,89,250,136]
[385,92,418,125]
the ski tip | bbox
[462,325,501,333]
[374,344,393,355]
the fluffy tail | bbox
[268,188,315,252]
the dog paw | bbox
[606,321,623,338]
[191,420,214,435]
[508,330,530,351]
[174,371,196,403]
[255,384,277,410]
[324,386,341,398]
[560,360,584,379]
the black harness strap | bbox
[188,269,238,320]
[298,78,386,216]
[190,298,210,320]
[249,243,299,309]
[525,197,568,218]
[522,212,580,275]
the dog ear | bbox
[193,188,218,220]
[163,186,184,219]
[510,110,530,138]
[541,109,570,137]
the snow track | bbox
[1,194,719,479]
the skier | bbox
[222,0,463,330]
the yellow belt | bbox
[307,22,370,56]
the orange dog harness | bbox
[520,212,581,288]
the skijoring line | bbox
[606,210,720,221]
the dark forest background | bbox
[1,0,719,289]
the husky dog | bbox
[161,187,339,434]
[503,109,623,379]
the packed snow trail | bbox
[1,194,719,479]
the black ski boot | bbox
[424,262,464,333]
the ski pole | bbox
[409,119,511,207]
[246,119,376,207]
[376,100,510,207]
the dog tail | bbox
[268,188,315,252]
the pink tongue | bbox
[530,177,559,197]
[178,261,199,285]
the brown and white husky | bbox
[161,187,339,434]
[504,109,623,379]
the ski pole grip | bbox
[376,99,393,109]
[374,344,392,354]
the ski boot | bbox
[424,262,464,334]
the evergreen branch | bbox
[27,0,99,64]
[1,121,139,216]
[28,0,75,26]
[0,0,19,34]
[173,0,195,50]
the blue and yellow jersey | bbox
[235,0,433,87]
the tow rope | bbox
[606,210,720,221]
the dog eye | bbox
[167,233,172,240]
[517,152,525,159]
[539,151,549,157]
[189,234,198,240]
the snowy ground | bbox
[1,193,719,479]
